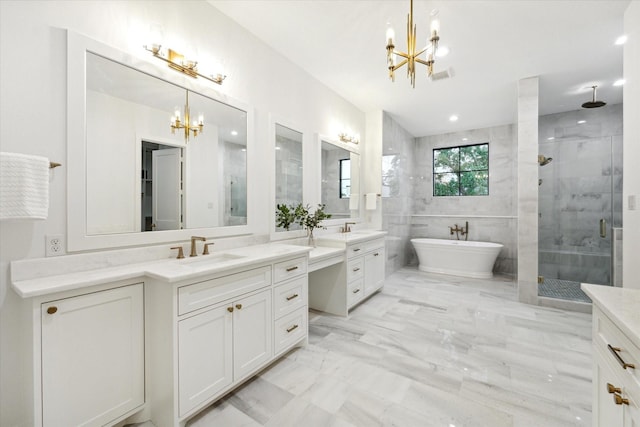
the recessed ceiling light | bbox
[462,137,468,141]
[231,130,238,136]
[615,35,628,45]
[578,120,586,124]
[275,146,281,150]
[449,115,458,122]
[436,46,450,58]
[547,137,555,140]
[614,79,626,86]
[241,148,246,152]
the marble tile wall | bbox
[275,135,303,207]
[517,77,540,304]
[411,124,518,277]
[537,104,623,285]
[381,112,415,274]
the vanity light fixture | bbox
[171,91,203,141]
[386,0,442,88]
[143,44,226,85]
[338,132,359,144]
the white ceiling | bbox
[208,0,629,137]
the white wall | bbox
[623,1,640,289]
[0,1,364,425]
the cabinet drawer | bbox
[178,266,272,315]
[347,244,364,258]
[273,257,307,283]
[594,307,640,391]
[347,278,364,307]
[273,276,307,319]
[346,258,364,282]
[364,238,385,253]
[274,307,307,355]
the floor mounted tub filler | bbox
[410,238,503,279]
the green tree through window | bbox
[433,143,489,196]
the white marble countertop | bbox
[12,243,311,298]
[308,246,345,263]
[582,284,640,349]
[316,230,387,245]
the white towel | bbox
[0,152,50,220]
[365,193,377,210]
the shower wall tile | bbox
[538,103,623,286]
[382,112,415,274]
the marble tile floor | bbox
[133,267,594,427]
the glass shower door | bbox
[538,135,621,301]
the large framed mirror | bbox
[68,31,253,251]
[274,123,303,232]
[320,137,361,221]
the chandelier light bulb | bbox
[386,25,395,45]
[430,18,440,37]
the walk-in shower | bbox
[537,104,623,304]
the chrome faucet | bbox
[449,221,469,241]
[341,222,356,233]
[190,236,206,257]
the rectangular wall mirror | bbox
[68,32,252,251]
[275,123,303,232]
[321,139,360,219]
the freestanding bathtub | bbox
[410,238,503,279]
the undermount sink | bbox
[350,230,378,235]
[179,253,245,267]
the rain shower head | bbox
[582,85,606,109]
[538,155,553,166]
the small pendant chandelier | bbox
[385,0,442,88]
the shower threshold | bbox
[538,278,593,303]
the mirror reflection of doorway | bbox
[141,141,182,231]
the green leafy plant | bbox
[276,203,332,233]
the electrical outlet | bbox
[46,234,64,257]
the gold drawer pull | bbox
[352,288,361,294]
[353,267,360,272]
[227,307,234,313]
[46,306,58,315]
[286,293,299,301]
[607,383,621,394]
[286,266,299,272]
[353,248,361,252]
[235,304,242,310]
[374,252,379,256]
[608,344,636,370]
[286,324,299,333]
[613,393,629,406]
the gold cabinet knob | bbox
[227,307,234,313]
[46,306,58,315]
[235,304,242,310]
[607,383,621,394]
[613,393,629,406]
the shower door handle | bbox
[599,219,607,238]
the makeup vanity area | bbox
[8,31,385,427]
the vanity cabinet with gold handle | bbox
[583,284,640,427]
[40,283,144,427]
[147,253,309,426]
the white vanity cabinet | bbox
[40,283,145,427]
[582,285,640,427]
[178,287,272,417]
[147,254,308,427]
[310,232,386,316]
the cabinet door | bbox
[624,391,640,427]
[364,247,385,296]
[178,304,233,417]
[594,346,625,427]
[233,289,273,380]
[41,284,144,427]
